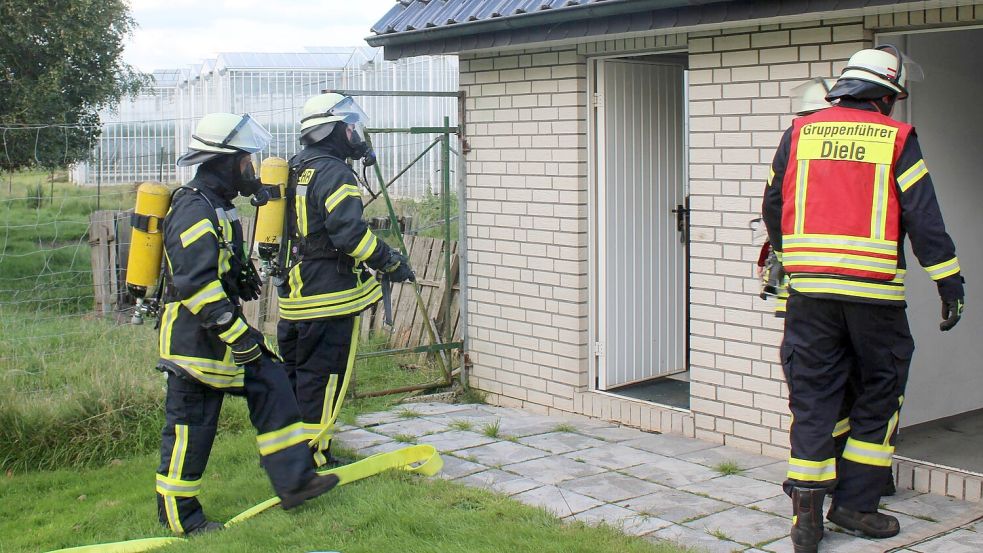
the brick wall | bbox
[461,4,983,457]
[460,47,591,414]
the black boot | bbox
[827,505,900,538]
[791,487,825,553]
[882,478,896,497]
[186,521,224,536]
[280,473,340,510]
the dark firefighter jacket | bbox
[157,171,249,390]
[277,142,392,321]
[763,100,963,305]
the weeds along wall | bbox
[69,48,460,199]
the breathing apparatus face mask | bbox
[236,154,265,201]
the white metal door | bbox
[593,58,687,391]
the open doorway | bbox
[589,53,690,409]
[879,27,983,473]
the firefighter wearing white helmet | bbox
[763,46,964,553]
[278,94,415,467]
[156,113,339,536]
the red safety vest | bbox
[781,106,912,281]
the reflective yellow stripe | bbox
[784,233,897,253]
[159,303,179,356]
[325,184,361,213]
[279,283,382,321]
[842,438,894,467]
[787,457,836,482]
[179,219,215,248]
[884,410,900,447]
[871,164,889,240]
[783,251,897,274]
[794,159,809,235]
[774,250,783,262]
[163,424,189,533]
[768,167,775,185]
[898,159,928,192]
[790,275,906,301]
[218,317,248,343]
[257,421,308,456]
[350,229,378,262]
[155,474,202,498]
[279,278,380,309]
[180,280,227,315]
[832,417,851,438]
[287,263,304,299]
[925,257,960,280]
[170,365,244,389]
[295,185,309,236]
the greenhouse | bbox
[72,47,459,199]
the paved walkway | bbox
[335,402,983,553]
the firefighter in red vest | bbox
[763,46,965,553]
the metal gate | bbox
[592,58,687,390]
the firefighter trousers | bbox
[277,315,359,467]
[781,293,913,512]
[156,356,315,534]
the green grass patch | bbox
[392,434,415,443]
[448,419,473,432]
[0,433,686,553]
[712,460,743,476]
[456,386,487,405]
[481,419,502,439]
[552,423,577,433]
[396,407,422,419]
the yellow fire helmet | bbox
[177,113,272,166]
[299,93,369,145]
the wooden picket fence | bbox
[89,210,461,347]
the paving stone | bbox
[879,488,924,508]
[359,440,409,456]
[911,529,983,553]
[879,492,976,521]
[496,416,569,438]
[886,510,951,541]
[415,430,496,452]
[457,440,549,467]
[647,523,746,553]
[333,428,393,450]
[617,488,731,523]
[680,445,779,470]
[623,433,720,457]
[559,471,667,503]
[681,475,786,505]
[761,531,876,553]
[355,410,405,427]
[422,407,503,427]
[748,494,792,518]
[437,454,487,480]
[575,425,654,443]
[502,455,607,485]
[562,444,670,471]
[370,418,448,438]
[570,504,673,536]
[684,506,790,546]
[518,431,609,454]
[456,469,542,496]
[513,485,604,517]
[394,402,473,416]
[622,456,721,488]
[743,461,788,485]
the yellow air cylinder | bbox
[126,182,171,299]
[255,157,288,261]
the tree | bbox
[0,0,148,170]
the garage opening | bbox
[879,27,983,474]
[589,53,690,409]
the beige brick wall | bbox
[461,4,983,462]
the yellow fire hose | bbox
[46,444,442,553]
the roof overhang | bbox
[367,0,942,60]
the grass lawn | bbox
[0,433,690,553]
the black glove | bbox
[940,297,964,332]
[381,250,415,283]
[215,313,266,366]
[236,260,263,302]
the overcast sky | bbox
[123,0,397,72]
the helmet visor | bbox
[790,78,834,115]
[329,97,369,136]
[224,114,272,154]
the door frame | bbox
[587,51,691,393]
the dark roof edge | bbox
[366,0,702,48]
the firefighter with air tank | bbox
[763,46,965,553]
[128,112,339,535]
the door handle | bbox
[672,204,689,244]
